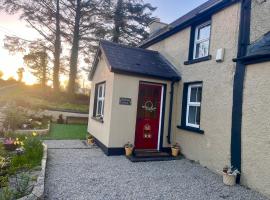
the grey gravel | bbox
[44,140,91,149]
[44,141,269,200]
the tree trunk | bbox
[53,0,61,92]
[41,51,47,89]
[68,0,81,95]
[112,0,123,43]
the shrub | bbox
[0,187,15,200]
[9,135,43,172]
[3,104,28,131]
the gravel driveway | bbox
[44,140,268,200]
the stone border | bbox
[15,123,51,136]
[18,143,48,200]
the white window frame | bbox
[193,21,211,59]
[186,84,202,128]
[96,83,105,118]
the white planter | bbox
[223,172,237,186]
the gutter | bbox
[230,0,251,183]
[167,79,177,144]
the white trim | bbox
[193,21,211,59]
[157,85,164,151]
[96,83,105,117]
[186,83,202,128]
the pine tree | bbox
[23,50,49,88]
[108,0,156,46]
[1,0,62,91]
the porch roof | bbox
[90,40,181,81]
[234,31,270,64]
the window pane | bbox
[188,106,196,124]
[98,85,103,97]
[190,88,197,102]
[197,87,202,102]
[97,100,102,115]
[195,40,209,58]
[101,100,104,115]
[196,106,201,125]
[198,25,210,40]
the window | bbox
[186,84,202,128]
[193,22,211,59]
[93,82,105,118]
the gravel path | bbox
[44,140,269,200]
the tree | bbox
[23,50,49,88]
[67,0,81,95]
[62,0,105,95]
[4,36,52,87]
[107,0,156,46]
[1,0,63,92]
[17,67,25,82]
[53,0,61,92]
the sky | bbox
[0,0,208,85]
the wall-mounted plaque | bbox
[119,97,132,105]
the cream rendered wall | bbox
[108,74,171,148]
[241,62,270,198]
[147,3,241,172]
[87,54,114,147]
[250,0,270,42]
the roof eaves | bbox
[111,68,178,81]
[140,0,240,48]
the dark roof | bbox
[140,0,240,48]
[89,40,180,81]
[234,32,270,64]
[246,32,270,56]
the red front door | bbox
[135,82,162,149]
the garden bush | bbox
[10,135,43,172]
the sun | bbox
[23,72,37,85]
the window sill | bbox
[91,116,104,123]
[177,125,204,134]
[184,55,212,65]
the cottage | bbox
[88,0,270,197]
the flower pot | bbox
[171,147,180,157]
[87,138,94,145]
[223,173,237,186]
[125,147,133,156]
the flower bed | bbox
[0,132,44,199]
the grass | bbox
[42,123,87,140]
[0,82,89,112]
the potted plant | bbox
[124,142,134,156]
[87,134,95,145]
[171,143,180,157]
[222,165,240,186]
[3,138,17,151]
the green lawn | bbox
[43,123,87,140]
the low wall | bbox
[42,109,89,123]
[18,143,48,200]
[15,123,51,135]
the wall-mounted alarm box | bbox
[216,48,225,62]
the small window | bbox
[186,84,202,128]
[193,22,211,59]
[93,82,105,118]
